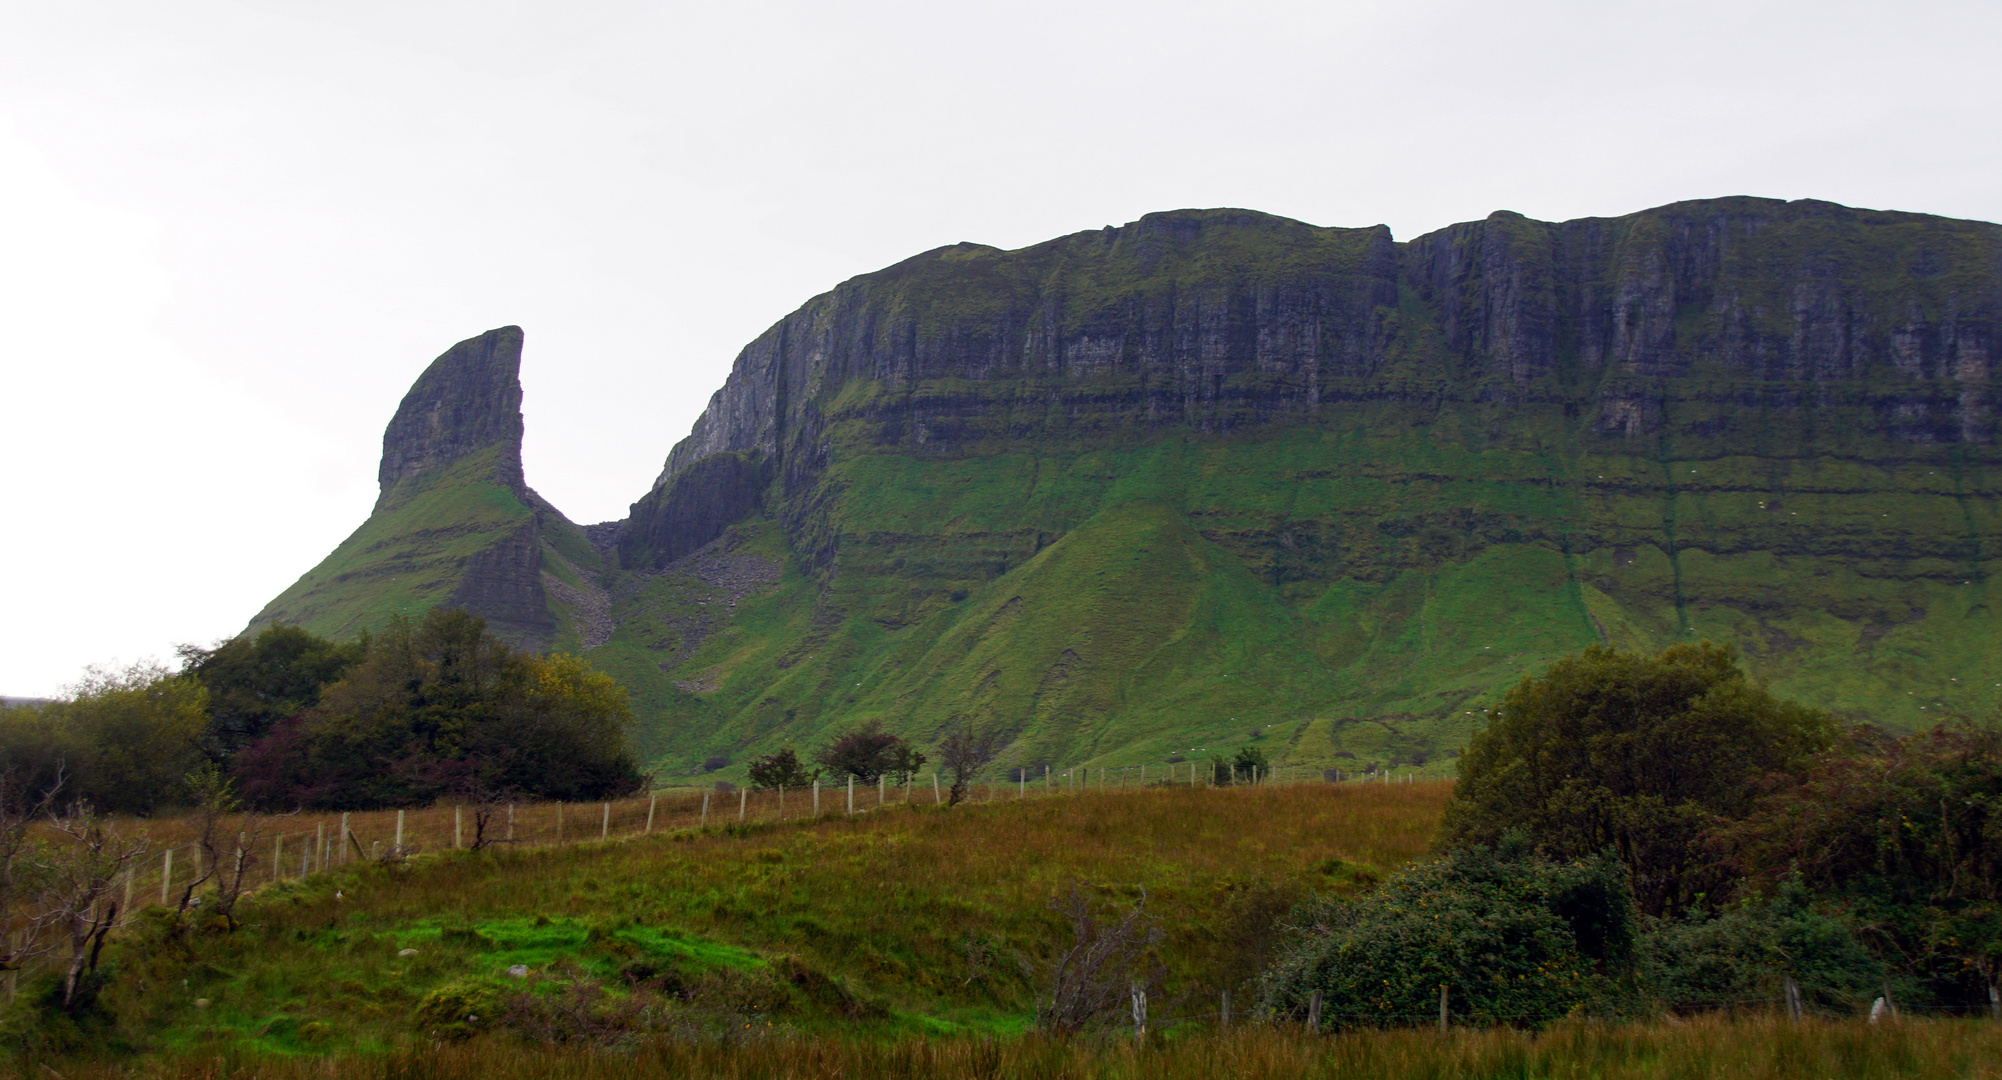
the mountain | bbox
[253,198,2002,781]
[250,326,604,649]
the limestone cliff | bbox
[251,327,596,648]
[599,197,2000,778]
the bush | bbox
[1258,836,1638,1029]
[746,748,819,791]
[1714,722,2002,1010]
[1639,879,1882,1015]
[1441,642,1833,915]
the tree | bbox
[176,763,288,925]
[179,623,362,758]
[32,807,148,1010]
[814,723,907,784]
[1714,721,2002,1011]
[747,747,820,791]
[888,743,928,786]
[1038,884,1164,1035]
[230,609,647,809]
[39,662,210,815]
[1232,745,1269,783]
[936,724,1003,807]
[1439,642,1833,915]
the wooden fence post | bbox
[316,821,326,872]
[340,812,351,864]
[1307,988,1321,1031]
[1019,771,1025,798]
[646,793,657,834]
[847,776,854,814]
[1220,989,1230,1029]
[601,802,610,841]
[701,792,710,828]
[1784,975,1802,1021]
[273,834,283,880]
[1132,984,1147,1044]
[1988,981,1999,1021]
[506,803,515,842]
[1439,984,1449,1031]
[878,774,885,806]
[738,787,747,824]
[932,772,940,803]
[160,848,172,905]
[395,809,405,854]
[813,780,820,815]
[1045,764,1050,791]
[454,806,463,850]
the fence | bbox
[89,761,1438,918]
[0,762,1440,1001]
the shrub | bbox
[1714,721,2002,1010]
[1258,836,1638,1029]
[746,747,819,791]
[1638,879,1881,1014]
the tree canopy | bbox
[231,609,646,809]
[1439,642,1834,915]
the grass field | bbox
[21,1014,2002,1079]
[23,782,1444,1058]
[15,781,2002,1078]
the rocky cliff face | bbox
[600,197,2000,778]
[252,327,591,648]
[377,326,529,505]
[639,200,1994,526]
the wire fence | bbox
[62,761,1439,925]
[0,763,1439,1002]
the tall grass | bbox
[42,783,1448,1055]
[20,1017,2002,1079]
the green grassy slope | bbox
[251,448,535,641]
[619,418,1998,783]
[38,784,1443,1055]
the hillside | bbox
[54,784,1443,1053]
[253,198,2002,782]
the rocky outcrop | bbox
[621,451,769,570]
[251,326,578,649]
[377,326,528,506]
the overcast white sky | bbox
[2,0,1998,696]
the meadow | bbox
[16,779,2002,1078]
[28,781,1441,1055]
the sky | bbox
[2,0,1999,696]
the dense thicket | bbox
[1342,642,2002,1021]
[1718,723,2002,1009]
[1259,838,1638,1028]
[0,610,645,813]
[230,609,645,808]
[1440,642,1833,915]
[0,664,208,815]
[178,624,362,757]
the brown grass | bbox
[19,1015,2002,1079]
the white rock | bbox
[507,964,530,978]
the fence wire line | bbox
[4,768,1437,998]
